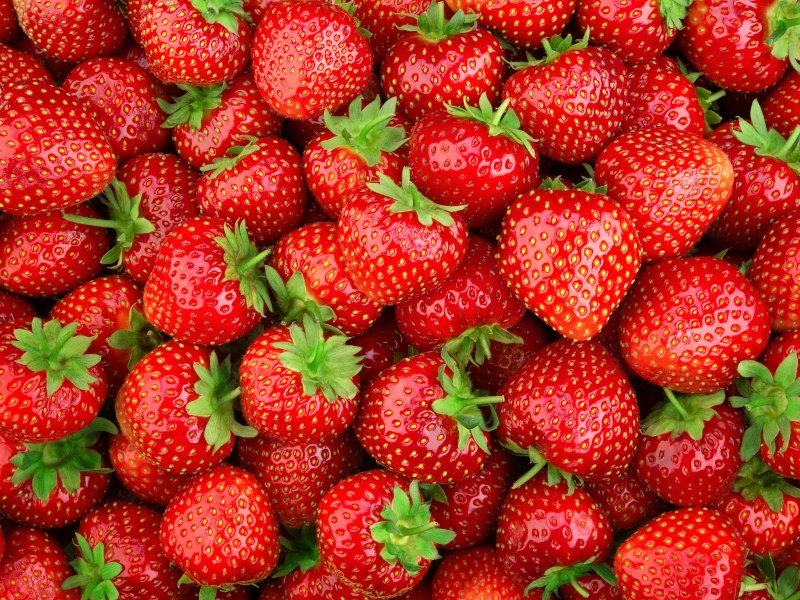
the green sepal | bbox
[273,525,320,577]
[334,0,372,37]
[444,323,523,368]
[765,0,800,72]
[446,93,538,157]
[575,164,607,194]
[10,418,117,501]
[524,561,617,599]
[641,388,726,441]
[538,176,571,190]
[157,84,227,130]
[658,0,692,34]
[12,317,101,397]
[369,481,456,576]
[745,555,800,600]
[507,29,590,70]
[397,1,478,43]
[273,315,362,402]
[501,441,579,494]
[61,533,123,600]
[199,586,219,600]
[732,456,800,513]
[366,167,465,227]
[678,59,727,133]
[200,137,262,179]
[419,483,449,505]
[214,221,273,316]
[319,96,407,167]
[190,0,249,33]
[106,306,166,371]
[733,101,800,175]
[263,266,339,332]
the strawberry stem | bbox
[274,525,320,577]
[658,0,692,34]
[215,222,273,316]
[444,323,523,367]
[397,1,478,43]
[367,167,465,227]
[733,101,800,174]
[525,562,617,600]
[200,137,262,179]
[446,93,538,157]
[263,267,339,331]
[157,84,227,130]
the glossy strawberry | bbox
[584,467,666,532]
[0,43,53,91]
[350,0,430,62]
[762,331,800,373]
[763,70,800,139]
[432,545,528,599]
[0,526,80,599]
[0,289,36,327]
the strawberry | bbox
[502,32,629,165]
[0,526,80,599]
[349,309,410,387]
[431,545,528,598]
[380,2,505,123]
[197,136,307,246]
[762,331,800,373]
[316,470,455,598]
[618,256,771,393]
[0,82,117,216]
[559,567,621,600]
[160,464,280,594]
[496,186,641,341]
[9,33,79,80]
[143,218,271,345]
[251,0,373,120]
[0,0,17,42]
[350,0,430,63]
[763,70,800,139]
[0,289,36,327]
[583,467,667,532]
[0,43,53,91]
[407,94,539,228]
[614,506,746,600]
[337,168,469,306]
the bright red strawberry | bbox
[0,0,17,42]
[259,581,287,600]
[614,506,746,600]
[619,256,771,393]
[408,94,539,228]
[337,168,469,306]
[349,309,410,387]
[559,567,621,600]
[350,0,430,62]
[762,331,800,373]
[317,470,455,598]
[583,467,667,532]
[432,545,528,599]
[0,526,80,599]
[502,32,629,165]
[143,218,271,345]
[380,2,505,123]
[496,186,641,341]
[0,82,117,216]
[238,430,365,528]
[0,289,36,327]
[0,43,53,92]
[251,0,373,120]
[64,500,183,600]
[9,32,79,80]
[160,464,280,594]
[763,70,800,139]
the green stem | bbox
[238,248,271,275]
[397,521,437,536]
[664,388,691,421]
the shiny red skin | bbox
[0,82,117,216]
[171,71,283,170]
[583,467,667,532]
[614,506,746,600]
[197,136,307,246]
[396,235,526,352]
[61,57,169,162]
[76,500,183,600]
[496,188,641,341]
[349,309,410,388]
[0,527,80,599]
[705,123,800,250]
[0,0,18,42]
[502,46,629,164]
[115,152,201,285]
[354,351,491,484]
[337,185,469,306]
[282,560,373,600]
[432,545,528,599]
[139,0,250,86]
[143,217,264,345]
[350,0,430,62]
[776,540,800,572]
[381,26,505,123]
[619,256,771,393]
[678,0,788,92]
[498,339,640,481]
[237,430,364,528]
[634,403,747,507]
[407,110,539,228]
[271,221,383,337]
[0,320,107,444]
[259,581,288,600]
[9,33,78,80]
[748,208,800,333]
[0,44,53,92]
[760,421,800,482]
[252,1,373,120]
[50,274,143,396]
[561,570,622,600]
[0,430,110,528]
[0,289,36,327]
[761,331,800,373]
[160,464,280,588]
[317,469,429,597]
[239,324,361,444]
[116,340,235,475]
[763,70,800,139]
[496,473,614,585]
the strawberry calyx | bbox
[730,352,800,461]
[501,440,579,493]
[367,168,465,227]
[201,137,262,179]
[397,1,478,43]
[446,93,538,157]
[508,30,590,70]
[11,317,102,398]
[189,0,249,34]
[334,0,372,38]
[766,0,800,72]
[658,0,692,35]
[61,534,123,600]
[10,418,117,501]
[273,315,362,402]
[733,101,800,174]
[677,59,725,132]
[641,388,726,441]
[185,352,257,452]
[369,480,456,576]
[157,83,227,130]
[264,267,340,332]
[525,561,617,599]
[319,96,407,167]
[740,555,800,600]
[273,525,320,577]
[215,221,273,316]
[444,323,523,368]
[732,456,800,513]
[177,574,237,600]
[107,306,165,370]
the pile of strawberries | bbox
[1,0,800,597]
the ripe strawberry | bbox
[0,82,117,216]
[0,526,80,599]
[0,0,18,42]
[337,168,469,306]
[350,0,430,62]
[317,470,455,597]
[0,289,36,326]
[583,467,667,532]
[251,0,373,120]
[762,331,800,373]
[614,506,746,600]
[763,70,800,139]
[432,545,528,599]
[502,32,629,165]
[496,186,641,341]
[9,32,79,80]
[0,43,53,91]
[380,2,505,123]
[407,94,539,228]
[559,567,621,600]
[349,309,410,387]
[160,464,280,594]
[618,256,771,393]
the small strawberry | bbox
[763,70,800,139]
[350,0,430,62]
[0,289,36,327]
[0,43,53,91]
[0,526,80,599]
[349,309,410,387]
[431,545,528,599]
[583,467,667,532]
[0,0,18,42]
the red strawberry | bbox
[251,0,373,120]
[763,70,800,139]
[0,82,117,216]
[0,0,18,42]
[349,309,410,387]
[762,331,800,373]
[560,567,622,600]
[614,506,746,600]
[380,2,505,123]
[0,289,36,327]
[583,467,667,532]
[0,526,80,599]
[9,33,78,80]
[0,43,53,91]
[350,0,430,63]
[432,545,528,599]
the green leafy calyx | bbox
[157,83,227,130]
[200,137,262,179]
[658,0,692,34]
[766,0,800,72]
[641,388,726,441]
[264,266,338,331]
[367,168,465,227]
[501,440,579,493]
[62,534,123,600]
[733,101,800,174]
[508,30,590,70]
[215,221,273,316]
[739,555,800,600]
[398,1,478,42]
[273,525,320,577]
[733,456,800,513]
[190,0,249,34]
[106,306,165,371]
[525,561,617,599]
[444,323,523,368]
[446,93,538,157]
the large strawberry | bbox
[583,467,667,532]
[0,526,80,599]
